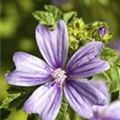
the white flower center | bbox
[53,68,67,84]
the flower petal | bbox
[89,79,111,119]
[66,42,110,77]
[104,100,120,119]
[89,79,111,102]
[64,79,106,118]
[5,52,53,86]
[36,20,68,69]
[24,82,62,120]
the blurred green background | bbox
[1,0,120,120]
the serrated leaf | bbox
[9,93,29,110]
[32,5,77,28]
[1,108,11,120]
[32,11,55,27]
[103,58,120,99]
[1,86,37,110]
[101,47,119,63]
[44,5,62,21]
[55,95,70,120]
[63,12,77,24]
[0,93,21,109]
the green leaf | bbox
[32,5,77,28]
[32,11,55,27]
[44,5,62,21]
[68,18,112,55]
[103,58,120,99]
[27,114,39,120]
[1,86,38,110]
[55,94,70,120]
[101,47,119,63]
[0,93,21,109]
[1,108,11,120]
[9,93,29,110]
[32,5,62,28]
[63,12,77,24]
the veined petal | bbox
[89,79,111,119]
[36,20,68,69]
[5,52,53,86]
[66,42,110,77]
[24,82,62,120]
[89,79,110,102]
[64,79,106,118]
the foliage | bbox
[0,93,21,109]
[55,94,70,120]
[32,5,76,28]
[100,47,120,99]
[101,47,119,63]
[0,108,11,120]
[103,58,120,99]
[27,114,39,120]
[0,86,37,110]
[33,5,112,56]
[68,18,112,55]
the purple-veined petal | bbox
[36,20,68,69]
[89,79,111,120]
[66,42,110,77]
[5,52,53,86]
[64,79,106,119]
[103,100,120,119]
[24,82,62,120]
[89,79,111,103]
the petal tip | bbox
[104,61,110,71]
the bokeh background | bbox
[1,0,120,120]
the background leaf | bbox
[103,58,120,99]
[27,114,39,120]
[0,93,21,109]
[101,47,119,63]
[55,94,70,120]
[1,108,11,120]
[32,5,77,28]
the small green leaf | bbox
[1,108,11,120]
[32,11,55,27]
[44,5,62,21]
[32,5,77,28]
[0,93,21,109]
[103,58,120,99]
[1,85,38,110]
[9,93,29,110]
[101,47,119,63]
[56,94,70,120]
[63,12,77,24]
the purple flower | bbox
[89,79,120,120]
[5,20,110,120]
[99,27,106,37]
[90,100,120,120]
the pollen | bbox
[53,68,67,84]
